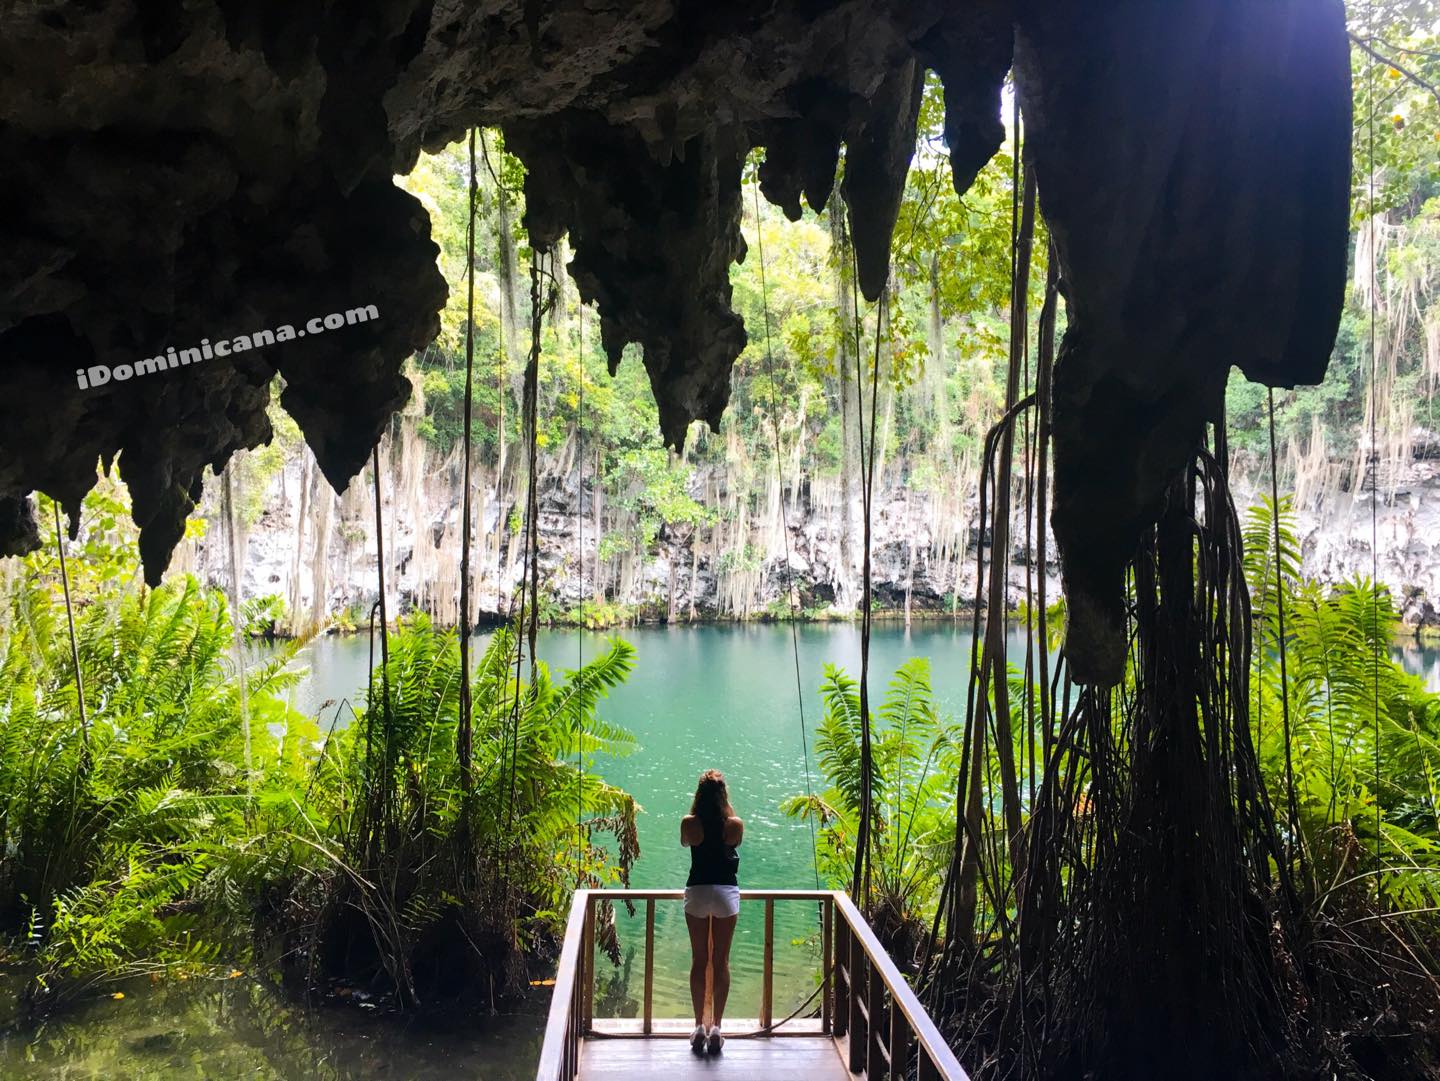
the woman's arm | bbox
[680,815,701,846]
[723,816,744,847]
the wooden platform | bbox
[536,890,969,1081]
[579,1035,853,1080]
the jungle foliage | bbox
[0,495,639,1014]
[790,496,1440,1076]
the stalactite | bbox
[688,538,699,621]
[394,404,430,616]
[666,558,678,622]
[374,437,396,622]
[904,485,915,629]
[473,461,490,616]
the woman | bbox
[681,768,743,1055]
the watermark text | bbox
[76,304,381,391]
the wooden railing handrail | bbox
[536,887,970,1081]
[535,887,592,1081]
[832,891,970,1081]
[582,888,836,901]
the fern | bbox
[0,553,317,1004]
[1243,499,1440,911]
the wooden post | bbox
[890,990,911,1081]
[761,898,774,1030]
[581,896,595,1034]
[565,979,574,1080]
[848,931,866,1073]
[821,897,833,1035]
[569,982,579,1081]
[867,962,886,1080]
[643,898,655,1034]
[833,913,850,1039]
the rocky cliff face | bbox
[1277,427,1440,636]
[185,440,1051,630]
[186,429,1440,638]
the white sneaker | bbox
[706,1025,725,1055]
[689,1024,707,1053]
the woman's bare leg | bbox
[685,913,711,1026]
[708,914,738,1027]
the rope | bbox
[52,501,87,743]
[458,127,478,795]
[372,444,393,791]
[1366,14,1383,877]
[505,246,553,838]
[222,464,254,810]
[751,179,820,890]
[1267,388,1303,874]
[840,214,880,910]
[577,252,588,883]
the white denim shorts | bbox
[684,884,740,919]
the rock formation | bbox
[0,0,1352,683]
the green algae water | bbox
[0,975,543,1080]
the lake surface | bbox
[1396,638,1440,692]
[283,622,1023,1025]
[9,623,1435,1078]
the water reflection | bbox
[1393,638,1440,692]
[0,976,542,1080]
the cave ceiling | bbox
[0,0,1351,683]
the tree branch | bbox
[1351,32,1440,108]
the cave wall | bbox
[0,0,1351,683]
[1014,0,1352,681]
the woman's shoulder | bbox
[680,815,701,845]
[723,815,744,843]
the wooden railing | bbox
[534,888,969,1081]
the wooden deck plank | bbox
[590,1016,825,1037]
[579,1035,854,1080]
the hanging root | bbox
[926,443,1440,1079]
[1018,452,1297,1078]
[929,451,1302,1080]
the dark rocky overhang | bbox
[0,0,1351,683]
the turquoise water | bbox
[287,622,1019,1021]
[1395,639,1440,692]
[548,622,1017,1021]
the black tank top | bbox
[686,814,739,887]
